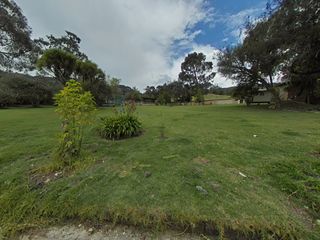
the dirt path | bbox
[20,225,209,240]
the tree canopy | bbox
[218,0,320,104]
[0,0,33,70]
[37,49,78,85]
[35,31,88,61]
[179,52,216,94]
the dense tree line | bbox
[142,52,216,105]
[0,71,59,107]
[218,0,320,105]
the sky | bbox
[15,0,267,90]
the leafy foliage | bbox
[125,87,141,102]
[37,49,78,85]
[0,0,33,70]
[75,60,110,106]
[0,72,58,107]
[99,115,142,140]
[98,101,142,140]
[34,31,88,61]
[193,89,204,104]
[218,0,320,104]
[54,80,96,163]
[37,49,111,105]
[179,52,216,94]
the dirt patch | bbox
[29,170,64,189]
[286,200,316,230]
[20,224,206,240]
[193,157,210,165]
[310,151,320,158]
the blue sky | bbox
[195,0,266,48]
[16,0,267,89]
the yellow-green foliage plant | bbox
[54,79,96,164]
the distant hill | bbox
[0,71,62,90]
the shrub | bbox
[99,114,142,140]
[54,80,96,163]
[193,89,204,103]
[98,101,142,140]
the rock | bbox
[88,227,94,234]
[144,171,152,178]
[316,219,320,226]
[239,172,247,178]
[196,185,208,195]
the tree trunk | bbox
[270,87,281,109]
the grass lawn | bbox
[204,94,232,100]
[0,105,319,239]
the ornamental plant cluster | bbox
[98,100,142,140]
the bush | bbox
[193,89,204,103]
[98,101,142,140]
[99,114,142,140]
[0,72,58,107]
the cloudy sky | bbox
[16,0,267,90]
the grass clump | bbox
[98,101,142,140]
[268,158,320,218]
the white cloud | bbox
[16,0,217,90]
[214,6,265,44]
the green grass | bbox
[204,94,232,100]
[0,105,319,239]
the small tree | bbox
[54,80,96,163]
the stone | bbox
[144,171,152,178]
[196,185,208,195]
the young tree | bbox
[0,0,33,70]
[54,80,96,163]
[178,52,216,95]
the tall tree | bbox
[268,0,320,103]
[218,19,284,104]
[35,31,88,61]
[178,52,215,95]
[0,0,33,70]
